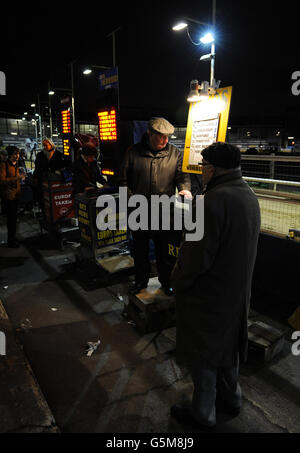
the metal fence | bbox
[241,155,300,237]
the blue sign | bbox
[99,67,119,91]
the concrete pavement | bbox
[0,212,299,433]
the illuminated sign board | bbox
[61,109,72,134]
[99,68,119,91]
[61,108,73,157]
[98,109,117,142]
[63,138,71,156]
[182,86,232,174]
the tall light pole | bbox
[173,0,217,89]
[48,82,55,139]
[106,27,121,67]
[211,0,216,87]
[70,62,76,136]
[30,100,43,146]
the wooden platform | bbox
[124,278,176,333]
[247,311,290,363]
[96,254,134,274]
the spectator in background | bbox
[0,146,25,247]
[72,145,107,195]
[33,138,65,209]
[33,138,65,182]
[0,149,8,215]
[18,149,27,170]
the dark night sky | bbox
[1,0,300,129]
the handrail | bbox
[243,176,300,187]
[241,155,300,163]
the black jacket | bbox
[33,150,65,182]
[72,157,106,194]
[171,170,261,368]
[119,134,191,198]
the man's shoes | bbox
[170,404,216,432]
[128,282,147,295]
[7,240,20,248]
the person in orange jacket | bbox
[0,146,25,247]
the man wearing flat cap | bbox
[119,117,192,295]
[170,142,261,430]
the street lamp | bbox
[82,65,111,76]
[172,18,216,88]
[172,22,188,31]
[172,1,217,90]
[29,100,43,147]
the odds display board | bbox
[97,108,118,142]
[182,86,232,174]
[61,107,73,157]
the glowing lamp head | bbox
[200,32,214,44]
[172,22,188,31]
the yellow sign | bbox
[182,86,232,174]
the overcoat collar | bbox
[204,169,243,193]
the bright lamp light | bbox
[200,32,214,44]
[83,69,92,75]
[172,22,188,31]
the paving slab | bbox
[0,299,59,433]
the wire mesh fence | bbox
[242,156,300,237]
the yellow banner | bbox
[182,86,232,174]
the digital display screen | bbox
[98,109,117,141]
[61,109,72,134]
[63,138,70,156]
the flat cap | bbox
[202,142,241,169]
[148,117,175,135]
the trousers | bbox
[131,230,182,288]
[4,199,19,243]
[190,355,242,427]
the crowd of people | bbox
[0,137,107,247]
[0,117,261,431]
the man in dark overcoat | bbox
[171,142,261,429]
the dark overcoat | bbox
[171,170,261,368]
[72,157,106,194]
[33,149,65,181]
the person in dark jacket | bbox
[170,142,261,429]
[33,138,65,182]
[119,117,192,295]
[72,145,107,195]
[33,138,65,209]
[0,146,26,247]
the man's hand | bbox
[178,190,193,199]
